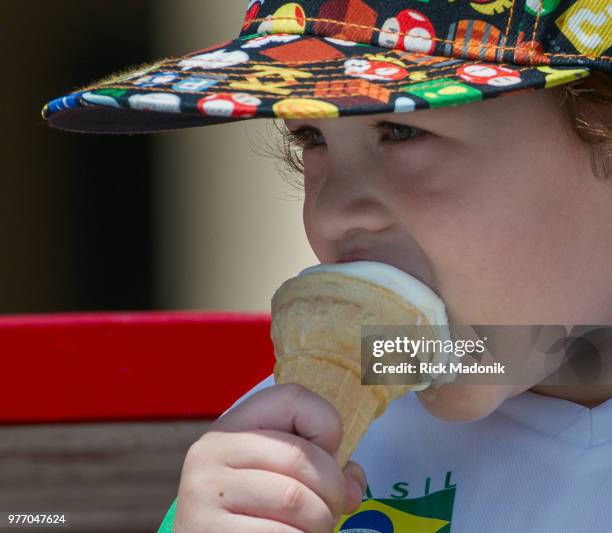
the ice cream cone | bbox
[271,261,450,467]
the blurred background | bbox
[1,0,316,316]
[1,1,316,531]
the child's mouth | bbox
[336,256,369,263]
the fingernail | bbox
[351,477,364,503]
[353,470,366,494]
[351,465,367,494]
[357,475,366,493]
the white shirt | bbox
[230,375,612,533]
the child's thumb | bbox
[342,461,367,515]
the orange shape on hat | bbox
[260,37,346,62]
[314,78,391,104]
[448,20,503,62]
[514,31,551,65]
[314,0,378,43]
[396,51,455,66]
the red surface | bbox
[0,311,275,424]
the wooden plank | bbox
[0,421,211,532]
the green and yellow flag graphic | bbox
[334,487,455,533]
[159,480,457,533]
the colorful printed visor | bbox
[42,0,611,134]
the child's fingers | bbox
[342,460,367,514]
[213,428,349,519]
[214,468,339,533]
[214,383,344,457]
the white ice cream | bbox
[298,261,456,386]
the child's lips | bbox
[336,256,369,263]
[335,249,377,263]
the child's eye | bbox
[284,126,326,149]
[374,121,427,143]
[284,121,427,150]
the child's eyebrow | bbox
[285,117,426,134]
[286,116,402,126]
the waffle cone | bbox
[271,271,437,467]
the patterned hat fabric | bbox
[43,0,611,134]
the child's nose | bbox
[308,168,393,242]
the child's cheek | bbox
[389,150,544,323]
[385,154,492,248]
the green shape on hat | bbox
[93,88,128,97]
[240,32,264,40]
[400,79,482,108]
[525,0,561,16]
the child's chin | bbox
[415,384,520,422]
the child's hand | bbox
[173,383,367,533]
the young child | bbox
[43,1,611,531]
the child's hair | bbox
[557,71,611,181]
[254,71,611,192]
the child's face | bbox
[285,88,612,420]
